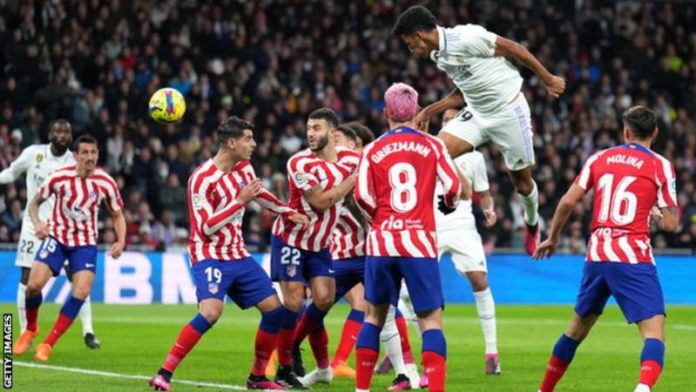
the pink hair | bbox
[384,83,419,122]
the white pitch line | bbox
[14,361,246,390]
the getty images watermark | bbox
[2,314,11,389]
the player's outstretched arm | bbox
[0,147,32,184]
[494,37,566,98]
[533,184,585,260]
[28,193,49,239]
[304,174,356,211]
[415,89,465,131]
[110,209,127,259]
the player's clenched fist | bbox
[34,221,49,239]
[237,179,263,205]
[109,241,125,259]
[287,211,310,229]
[545,75,566,98]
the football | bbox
[148,87,186,123]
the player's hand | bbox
[287,211,309,229]
[545,75,566,98]
[414,109,430,132]
[650,206,663,225]
[237,179,263,205]
[533,238,557,260]
[437,195,456,215]
[483,209,497,227]
[109,241,125,259]
[35,221,49,239]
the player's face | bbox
[75,142,99,172]
[442,109,459,126]
[401,33,430,58]
[332,130,356,150]
[307,119,331,151]
[231,129,256,160]
[49,123,73,151]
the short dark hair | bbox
[344,121,375,145]
[335,124,357,141]
[50,119,71,130]
[622,106,657,139]
[73,134,98,152]
[392,5,437,36]
[308,108,340,129]
[217,116,254,146]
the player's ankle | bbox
[157,368,173,382]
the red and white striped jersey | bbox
[38,165,123,246]
[189,159,296,264]
[272,147,359,252]
[330,204,366,260]
[355,127,461,258]
[575,143,677,264]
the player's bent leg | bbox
[437,129,475,159]
[275,281,307,389]
[417,308,446,392]
[356,302,389,392]
[297,277,337,386]
[14,262,53,356]
[466,271,500,375]
[538,313,599,392]
[635,315,666,392]
[247,295,286,390]
[509,167,541,256]
[65,262,99,348]
[332,284,365,377]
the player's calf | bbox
[538,334,581,392]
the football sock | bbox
[520,181,539,226]
[293,303,328,347]
[25,292,42,333]
[539,334,580,392]
[356,322,381,390]
[473,288,498,354]
[331,309,363,366]
[252,307,283,377]
[17,283,27,332]
[44,295,85,347]
[162,313,212,374]
[422,329,447,392]
[638,338,664,388]
[79,295,94,335]
[308,322,330,369]
[395,309,415,364]
[278,307,299,367]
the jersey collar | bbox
[624,142,653,156]
[430,25,447,61]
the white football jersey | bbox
[0,144,75,226]
[430,24,523,115]
[435,150,489,231]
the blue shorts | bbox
[270,236,334,283]
[575,262,665,324]
[334,257,365,300]
[35,236,97,277]
[365,256,443,313]
[192,258,276,309]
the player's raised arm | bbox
[432,137,461,209]
[493,37,566,98]
[415,89,465,131]
[0,146,32,183]
[288,158,356,212]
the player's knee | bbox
[199,307,223,324]
[20,268,30,285]
[26,282,43,297]
[72,285,91,300]
[313,295,334,311]
[510,172,534,195]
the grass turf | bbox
[1,303,693,391]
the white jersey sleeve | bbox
[0,146,34,183]
[446,24,497,58]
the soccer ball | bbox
[149,88,186,124]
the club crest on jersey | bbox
[208,282,219,294]
[70,205,85,221]
[286,265,297,277]
[294,172,308,186]
[35,154,44,163]
[192,194,204,210]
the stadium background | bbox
[0,0,695,391]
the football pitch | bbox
[2,303,694,391]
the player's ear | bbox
[651,127,659,141]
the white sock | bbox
[520,181,539,226]
[634,384,651,392]
[79,295,94,335]
[474,288,498,355]
[17,283,27,332]
[397,289,421,338]
[381,307,407,375]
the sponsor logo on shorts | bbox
[208,283,219,294]
[85,263,95,268]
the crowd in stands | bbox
[0,0,694,253]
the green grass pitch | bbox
[2,303,694,391]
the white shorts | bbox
[16,224,42,268]
[437,228,487,274]
[441,93,534,171]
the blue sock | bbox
[305,303,328,322]
[395,308,403,318]
[26,293,43,309]
[189,313,212,334]
[553,334,580,364]
[281,307,299,330]
[641,338,665,367]
[59,296,85,320]
[356,322,381,351]
[348,309,365,323]
[259,307,284,334]
[422,329,447,359]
